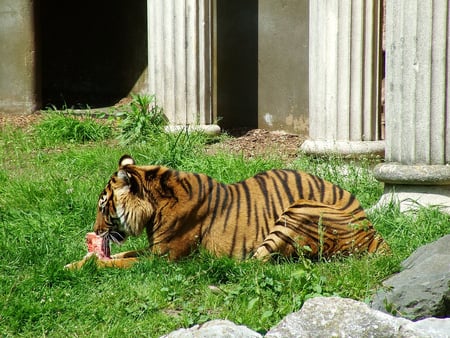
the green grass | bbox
[1,112,449,337]
[33,112,112,147]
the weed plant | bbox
[116,94,167,145]
[1,112,449,337]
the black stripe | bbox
[339,194,357,211]
[234,184,242,226]
[260,225,269,243]
[220,183,230,213]
[205,182,225,234]
[193,174,204,204]
[241,236,248,259]
[131,176,142,196]
[262,240,276,253]
[273,170,295,204]
[159,169,176,199]
[206,176,215,211]
[312,174,323,191]
[255,174,270,209]
[275,220,303,234]
[145,167,161,181]
[271,174,286,217]
[272,230,297,247]
[310,175,325,202]
[331,184,338,205]
[253,200,262,240]
[293,171,304,199]
[241,181,252,226]
[255,174,274,230]
[223,185,236,232]
[319,180,325,203]
[307,180,315,200]
[338,186,345,200]
[180,177,193,199]
[229,224,239,256]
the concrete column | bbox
[374,0,450,212]
[147,0,213,126]
[301,0,384,156]
[0,0,40,114]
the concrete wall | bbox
[0,0,39,114]
[214,0,309,134]
[258,0,309,135]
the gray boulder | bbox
[411,317,450,337]
[371,234,450,319]
[160,319,262,338]
[265,296,450,338]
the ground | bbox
[0,113,43,129]
[210,128,305,161]
[0,112,306,160]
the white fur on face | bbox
[115,193,148,238]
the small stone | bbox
[160,319,262,338]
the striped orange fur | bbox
[91,155,388,263]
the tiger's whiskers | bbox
[108,231,126,245]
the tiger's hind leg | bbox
[252,199,385,261]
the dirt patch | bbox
[0,112,43,129]
[208,129,305,161]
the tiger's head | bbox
[94,155,155,245]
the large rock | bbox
[161,319,262,338]
[265,297,450,338]
[371,234,450,319]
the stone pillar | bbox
[301,0,384,156]
[147,0,213,126]
[374,0,450,211]
[0,0,40,114]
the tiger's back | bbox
[93,155,388,262]
[181,169,381,259]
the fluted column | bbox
[301,0,384,156]
[374,0,450,211]
[147,0,213,125]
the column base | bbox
[374,185,450,213]
[165,124,221,136]
[300,140,385,157]
[373,163,450,213]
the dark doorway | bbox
[39,1,147,109]
[215,0,258,130]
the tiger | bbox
[71,154,388,268]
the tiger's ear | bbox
[119,154,135,167]
[116,169,140,195]
[117,169,131,185]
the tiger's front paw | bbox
[65,254,138,269]
[64,255,93,270]
[110,252,128,259]
[110,249,143,259]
